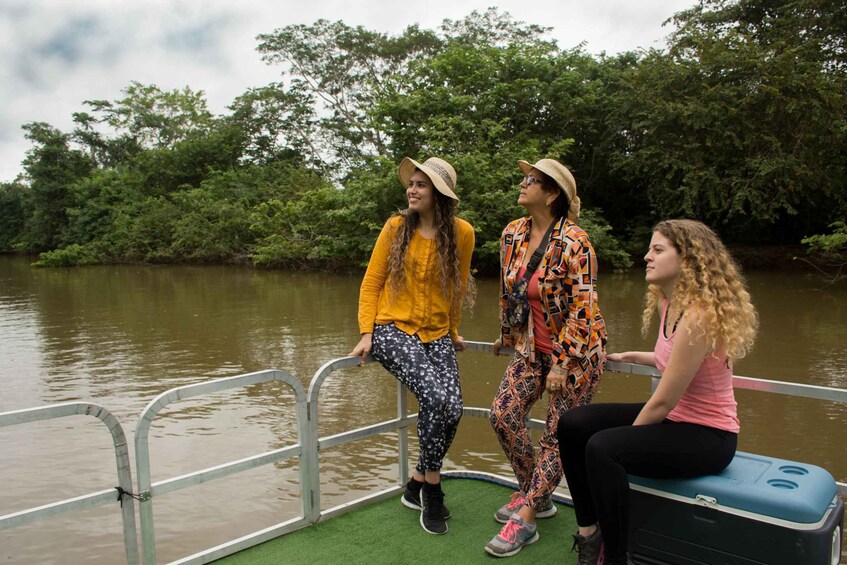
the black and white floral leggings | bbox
[371,323,463,473]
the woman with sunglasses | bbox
[485,159,607,557]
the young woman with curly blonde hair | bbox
[557,219,758,565]
[349,156,475,536]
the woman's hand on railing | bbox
[493,339,503,356]
[349,333,373,366]
[452,335,467,352]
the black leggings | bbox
[557,403,737,561]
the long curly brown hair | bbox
[386,187,476,313]
[641,219,758,359]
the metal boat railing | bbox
[0,402,139,565]
[1,341,845,564]
[134,369,308,565]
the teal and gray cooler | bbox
[627,452,843,564]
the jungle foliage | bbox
[1,1,844,275]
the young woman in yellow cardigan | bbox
[349,156,475,535]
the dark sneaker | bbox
[401,478,451,519]
[571,527,604,565]
[420,483,448,535]
[485,515,539,557]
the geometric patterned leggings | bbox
[371,323,463,473]
[490,352,598,511]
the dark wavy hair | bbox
[386,180,475,312]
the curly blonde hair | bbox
[385,188,476,313]
[641,219,758,360]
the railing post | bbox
[135,394,162,565]
[397,381,409,485]
[304,376,320,524]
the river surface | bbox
[1,255,845,563]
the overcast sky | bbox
[0,0,696,182]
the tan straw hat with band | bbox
[398,157,459,201]
[518,158,581,222]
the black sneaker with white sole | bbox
[401,478,451,519]
[419,482,448,534]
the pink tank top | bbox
[653,300,740,433]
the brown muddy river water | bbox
[1,256,845,563]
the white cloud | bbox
[0,0,694,182]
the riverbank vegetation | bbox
[0,0,845,275]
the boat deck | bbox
[3,345,844,563]
[216,477,579,564]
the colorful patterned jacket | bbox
[499,216,607,388]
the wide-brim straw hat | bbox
[518,158,581,222]
[398,157,458,201]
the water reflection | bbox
[1,257,845,563]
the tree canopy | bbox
[1,1,844,275]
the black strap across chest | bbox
[519,220,557,282]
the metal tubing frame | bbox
[306,354,418,523]
[0,402,139,565]
[306,341,847,523]
[468,341,847,495]
[304,342,568,524]
[133,369,307,565]
[3,342,845,563]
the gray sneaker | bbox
[494,491,526,523]
[494,492,557,523]
[485,515,539,557]
[535,496,557,519]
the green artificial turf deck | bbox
[217,478,579,564]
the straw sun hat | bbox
[518,158,581,222]
[398,157,459,201]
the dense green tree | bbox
[226,84,316,165]
[257,20,442,171]
[17,122,94,251]
[607,0,847,242]
[0,181,27,251]
[62,168,143,250]
[123,122,246,196]
[371,11,631,270]
[250,159,376,268]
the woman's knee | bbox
[489,391,508,429]
[419,385,457,414]
[584,427,630,472]
[556,403,595,439]
[447,398,463,427]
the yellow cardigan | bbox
[358,215,475,342]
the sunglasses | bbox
[523,175,544,186]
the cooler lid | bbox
[628,451,837,524]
